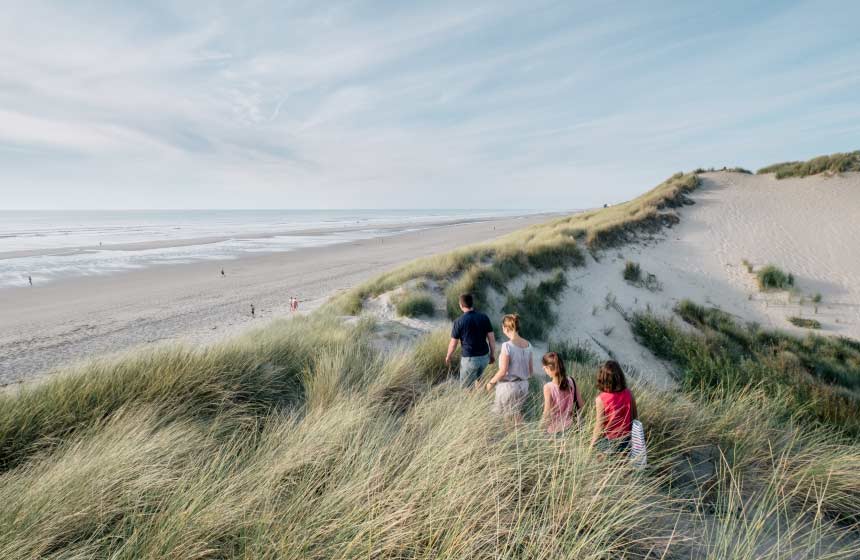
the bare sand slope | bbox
[0,215,553,385]
[545,171,860,387]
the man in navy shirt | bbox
[445,293,496,388]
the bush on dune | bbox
[756,264,794,290]
[788,316,821,329]
[502,269,567,340]
[393,290,435,318]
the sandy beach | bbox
[0,214,555,384]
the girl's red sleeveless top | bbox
[599,388,633,440]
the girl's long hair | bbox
[542,352,570,391]
[596,360,626,393]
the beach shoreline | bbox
[0,214,538,260]
[0,213,558,385]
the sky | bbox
[1,0,858,210]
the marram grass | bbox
[1,314,859,558]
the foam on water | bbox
[0,210,531,288]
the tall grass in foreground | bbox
[1,315,859,558]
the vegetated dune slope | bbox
[519,171,860,387]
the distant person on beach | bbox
[250,304,255,318]
[445,293,496,388]
[591,360,638,454]
[288,297,294,311]
[541,352,583,435]
[28,275,32,286]
[221,268,225,277]
[485,314,531,422]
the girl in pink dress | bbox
[541,352,583,435]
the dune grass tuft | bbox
[393,290,436,318]
[623,260,642,283]
[502,270,567,340]
[788,316,821,329]
[756,264,794,290]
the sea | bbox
[0,209,537,288]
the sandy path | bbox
[0,215,554,384]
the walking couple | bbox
[445,293,640,451]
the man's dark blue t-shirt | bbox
[451,310,493,357]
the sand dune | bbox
[362,171,860,388]
[543,171,860,386]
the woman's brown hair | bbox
[596,360,626,393]
[542,352,570,391]
[502,313,520,334]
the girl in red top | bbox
[590,360,638,453]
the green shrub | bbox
[502,270,567,340]
[623,260,642,283]
[393,291,435,318]
[756,265,794,290]
[788,316,821,329]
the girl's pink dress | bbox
[546,377,576,434]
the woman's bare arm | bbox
[486,345,509,390]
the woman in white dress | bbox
[485,314,532,423]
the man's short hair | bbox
[459,293,474,309]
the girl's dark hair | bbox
[542,352,570,391]
[596,360,626,393]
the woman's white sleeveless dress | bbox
[493,341,532,414]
